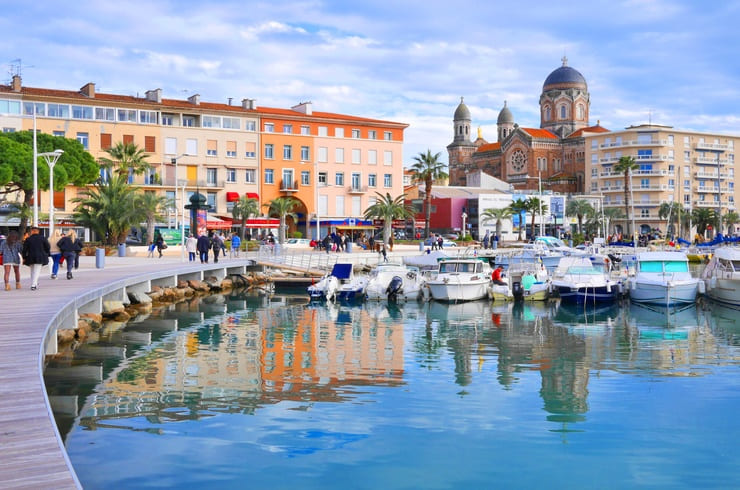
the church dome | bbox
[497,101,514,124]
[453,96,471,120]
[543,57,587,89]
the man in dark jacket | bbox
[196,234,211,263]
[21,227,50,290]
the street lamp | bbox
[171,155,187,262]
[301,161,320,241]
[40,149,64,238]
[461,211,468,239]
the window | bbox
[76,132,89,150]
[53,130,65,137]
[301,171,310,185]
[335,148,344,163]
[384,150,393,165]
[245,120,256,131]
[207,140,218,157]
[226,168,236,183]
[301,146,310,161]
[318,172,327,185]
[23,102,45,116]
[283,124,292,134]
[352,196,361,216]
[95,107,115,121]
[265,168,274,184]
[117,109,136,122]
[640,209,649,218]
[282,169,294,189]
[47,103,70,118]
[161,114,175,126]
[368,130,377,140]
[335,127,344,138]
[226,141,237,158]
[186,139,198,155]
[144,136,156,153]
[264,123,274,132]
[182,115,196,127]
[684,151,691,160]
[265,144,274,159]
[384,131,392,141]
[368,150,377,165]
[352,148,361,164]
[245,142,256,158]
[384,174,392,187]
[207,192,217,211]
[223,117,240,130]
[577,105,584,119]
[72,105,94,120]
[668,135,674,146]
[560,105,567,119]
[351,129,360,138]
[245,169,256,183]
[100,133,112,150]
[206,168,217,186]
[301,125,310,135]
[140,111,157,124]
[591,154,598,164]
[684,179,690,190]
[351,173,361,190]
[368,173,377,187]
[545,106,551,121]
[202,115,220,128]
[335,172,344,186]
[336,195,345,215]
[591,139,598,149]
[318,126,328,137]
[640,178,649,189]
[283,145,292,160]
[318,147,328,163]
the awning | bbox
[226,192,240,202]
[207,216,233,230]
[240,217,280,229]
[335,225,376,230]
[246,192,259,200]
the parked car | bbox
[443,233,459,240]
[393,230,407,240]
[423,237,457,248]
[284,238,312,248]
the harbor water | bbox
[45,290,740,489]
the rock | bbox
[220,278,233,289]
[79,312,103,326]
[128,291,152,304]
[57,329,76,344]
[188,279,209,292]
[177,280,190,289]
[103,300,126,315]
[111,311,131,322]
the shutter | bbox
[100,133,112,150]
[145,136,156,153]
[123,134,134,145]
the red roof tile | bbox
[476,142,501,153]
[566,124,610,138]
[521,128,558,139]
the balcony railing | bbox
[694,142,728,151]
[132,175,224,188]
[348,185,368,194]
[599,139,669,149]
[695,156,728,165]
[695,171,728,179]
[280,179,299,192]
[599,154,671,164]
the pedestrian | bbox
[156,234,166,258]
[380,244,388,262]
[73,233,84,269]
[21,227,50,291]
[437,235,444,250]
[186,234,198,262]
[57,229,78,279]
[197,233,211,263]
[483,231,490,250]
[322,234,331,254]
[230,233,241,258]
[368,234,375,253]
[49,229,63,279]
[388,236,394,252]
[210,232,221,263]
[219,232,227,257]
[0,230,23,290]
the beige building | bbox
[584,124,739,237]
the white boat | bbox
[628,251,701,307]
[307,263,368,302]
[551,256,621,304]
[425,257,492,302]
[495,243,564,274]
[699,247,740,306]
[491,261,550,302]
[365,263,424,302]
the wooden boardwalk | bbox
[0,253,252,489]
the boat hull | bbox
[703,278,740,306]
[426,280,490,302]
[628,280,699,306]
[555,284,618,304]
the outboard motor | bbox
[386,276,404,302]
[512,281,523,300]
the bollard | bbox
[117,243,126,257]
[419,241,424,251]
[345,241,352,253]
[95,247,105,269]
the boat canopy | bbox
[331,263,353,279]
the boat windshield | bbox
[439,262,479,273]
[566,266,600,275]
[639,260,689,273]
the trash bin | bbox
[95,247,105,269]
[117,243,126,257]
[345,241,352,253]
[419,241,424,251]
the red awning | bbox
[246,192,259,200]
[207,217,233,230]
[244,217,279,229]
[226,192,240,202]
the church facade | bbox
[447,58,609,194]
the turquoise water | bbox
[46,294,740,489]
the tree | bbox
[99,141,151,176]
[602,207,626,237]
[136,192,173,245]
[566,199,594,236]
[480,207,512,242]
[525,197,548,237]
[614,155,639,235]
[658,201,684,236]
[0,131,98,235]
[507,198,528,241]
[231,197,260,241]
[691,208,717,237]
[723,211,739,235]
[264,197,299,244]
[363,192,414,244]
[72,173,141,245]
[410,150,448,239]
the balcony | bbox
[694,171,729,179]
[695,186,721,194]
[348,185,368,194]
[599,154,671,165]
[508,173,529,182]
[694,141,728,151]
[694,200,728,208]
[134,175,224,189]
[599,139,669,149]
[695,156,728,165]
[280,179,299,193]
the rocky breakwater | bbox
[50,272,271,358]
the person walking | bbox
[156,233,166,258]
[21,227,50,291]
[380,244,388,263]
[197,233,211,263]
[0,230,23,290]
[49,228,63,279]
[483,231,490,250]
[218,233,227,258]
[57,229,78,280]
[186,234,198,262]
[230,233,241,258]
[73,233,84,269]
[211,232,221,263]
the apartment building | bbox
[0,75,407,238]
[584,124,739,236]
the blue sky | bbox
[2,0,739,164]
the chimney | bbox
[227,97,233,106]
[80,82,96,98]
[292,101,312,115]
[145,88,162,103]
[188,93,200,105]
[11,74,21,92]
[241,98,256,110]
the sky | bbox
[1,0,739,165]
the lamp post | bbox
[32,111,38,226]
[40,149,64,238]
[538,172,544,236]
[170,156,187,262]
[461,211,468,239]
[301,161,320,241]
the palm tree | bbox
[410,150,448,239]
[100,141,151,176]
[723,211,739,235]
[136,192,173,245]
[566,199,594,236]
[525,197,548,237]
[691,208,717,237]
[363,192,414,244]
[264,196,299,244]
[602,207,626,237]
[72,173,141,245]
[658,201,684,237]
[614,156,639,235]
[231,197,260,241]
[480,207,512,243]
[507,198,528,241]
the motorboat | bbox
[491,261,550,302]
[425,257,492,302]
[627,251,701,307]
[551,256,621,304]
[307,263,368,302]
[699,247,740,306]
[495,243,564,274]
[365,263,424,302]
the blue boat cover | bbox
[331,263,352,279]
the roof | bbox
[476,142,501,153]
[453,96,471,120]
[497,101,514,124]
[521,128,558,139]
[543,58,587,89]
[567,124,610,139]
